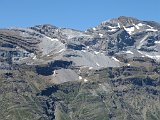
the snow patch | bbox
[96,63,100,66]
[89,67,93,70]
[99,33,103,38]
[146,25,158,32]
[53,71,56,75]
[108,26,118,29]
[126,51,134,54]
[155,41,160,44]
[137,35,149,49]
[108,29,117,32]
[134,23,144,29]
[93,27,96,30]
[33,56,37,60]
[46,36,59,42]
[137,23,144,27]
[134,24,140,29]
[81,50,86,53]
[137,50,143,55]
[138,50,160,60]
[147,25,153,29]
[84,79,88,82]
[58,48,65,53]
[117,23,121,28]
[140,35,148,43]
[146,29,158,32]
[112,57,120,62]
[107,25,118,32]
[124,26,135,35]
[94,51,100,54]
[145,54,160,60]
[79,76,82,80]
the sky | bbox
[0,0,160,30]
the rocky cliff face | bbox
[0,16,160,120]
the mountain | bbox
[0,16,160,120]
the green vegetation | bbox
[0,63,160,120]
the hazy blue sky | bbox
[0,0,160,30]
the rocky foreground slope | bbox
[0,16,160,120]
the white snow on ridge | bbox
[112,57,120,62]
[138,50,160,60]
[155,41,160,44]
[117,23,121,28]
[79,76,82,80]
[140,35,148,43]
[146,29,158,32]
[94,51,100,54]
[145,54,160,60]
[137,35,149,49]
[53,71,56,75]
[126,51,134,54]
[84,79,88,82]
[58,48,65,53]
[89,67,93,70]
[99,33,103,38]
[137,23,144,27]
[146,25,158,32]
[134,24,140,29]
[33,55,37,60]
[108,29,117,32]
[137,50,143,55]
[134,23,144,29]
[108,26,118,29]
[147,25,153,29]
[96,63,100,66]
[93,27,96,30]
[123,23,146,34]
[81,50,86,53]
[46,36,59,42]
[123,26,135,35]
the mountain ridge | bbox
[0,16,160,120]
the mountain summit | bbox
[0,16,160,120]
